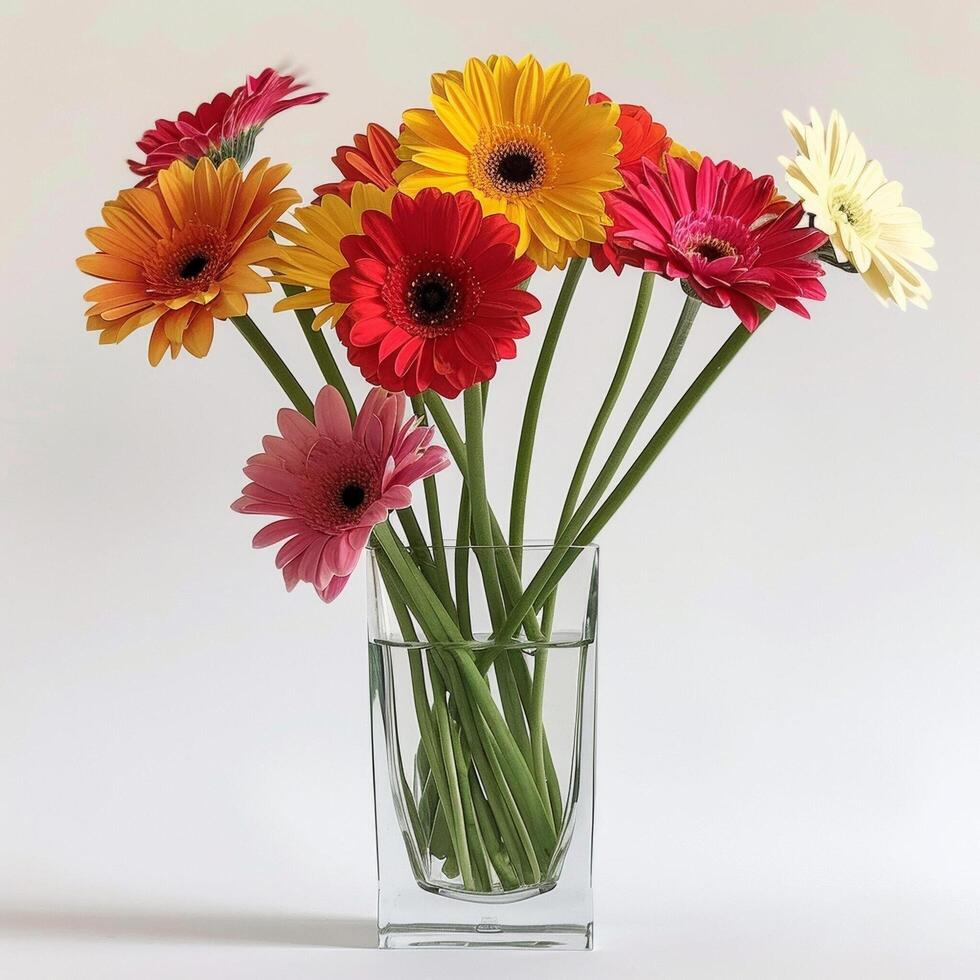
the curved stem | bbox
[564,292,700,536]
[556,271,655,544]
[487,320,753,656]
[508,258,585,564]
[541,270,655,636]
[231,314,314,421]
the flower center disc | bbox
[691,237,738,261]
[470,124,559,199]
[297,445,381,534]
[497,152,536,187]
[180,254,209,279]
[673,212,754,265]
[340,483,366,509]
[143,222,232,299]
[411,276,456,323]
[830,185,878,239]
[383,253,482,339]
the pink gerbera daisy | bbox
[232,386,449,602]
[128,68,326,186]
[608,156,828,329]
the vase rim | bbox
[366,540,598,554]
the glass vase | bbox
[367,542,598,949]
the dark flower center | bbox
[340,483,366,509]
[497,152,536,186]
[407,272,459,326]
[471,130,553,198]
[179,254,209,279]
[673,212,755,267]
[383,253,482,341]
[691,238,737,261]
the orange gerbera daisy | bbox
[78,157,300,364]
[313,123,400,203]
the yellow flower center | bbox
[469,123,561,200]
[829,186,877,240]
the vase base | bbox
[379,921,593,950]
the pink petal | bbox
[314,385,353,440]
[320,573,351,603]
[252,519,308,549]
[277,408,317,450]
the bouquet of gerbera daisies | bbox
[78,58,935,948]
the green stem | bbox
[427,654,475,888]
[476,295,701,670]
[508,258,585,566]
[448,709,492,890]
[468,768,520,889]
[528,650,549,809]
[565,293,700,535]
[373,551,465,878]
[494,322,754,645]
[377,527,556,869]
[429,650,538,883]
[231,314,314,421]
[412,395,454,613]
[460,385,538,773]
[555,273,655,566]
[454,487,473,640]
[463,386,506,629]
[279,283,356,419]
[423,391,545,644]
[540,270,655,637]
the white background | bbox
[2,0,978,976]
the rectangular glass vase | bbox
[367,543,598,949]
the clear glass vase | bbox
[367,542,598,949]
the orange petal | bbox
[76,253,144,282]
[160,304,195,343]
[85,226,147,263]
[148,321,169,365]
[116,187,172,238]
[219,266,270,294]
[181,310,215,358]
[208,290,248,319]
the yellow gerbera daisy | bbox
[270,182,397,329]
[396,55,623,270]
[77,157,299,365]
[779,108,936,310]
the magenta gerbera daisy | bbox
[330,187,541,399]
[608,156,829,329]
[128,68,326,186]
[232,386,449,602]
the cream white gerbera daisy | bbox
[778,109,936,310]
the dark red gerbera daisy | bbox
[314,122,400,203]
[128,68,325,186]
[330,188,540,398]
[608,156,828,330]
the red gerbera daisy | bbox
[314,123,400,203]
[128,68,326,186]
[330,188,540,399]
[588,92,671,274]
[608,156,828,330]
